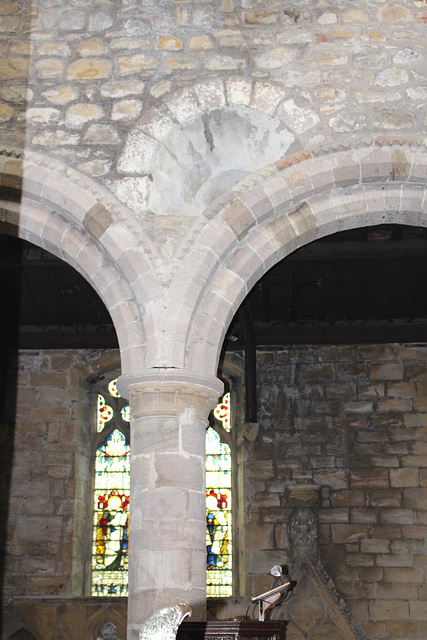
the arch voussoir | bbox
[182,145,427,378]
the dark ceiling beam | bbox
[16,328,119,350]
[228,324,427,347]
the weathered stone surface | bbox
[329,110,366,133]
[118,54,157,74]
[26,108,60,125]
[83,124,120,145]
[76,38,106,57]
[111,99,142,121]
[0,102,14,122]
[42,85,79,104]
[0,57,29,79]
[100,79,145,98]
[372,107,416,129]
[35,59,64,79]
[67,59,112,80]
[377,5,412,22]
[65,103,104,129]
[375,68,409,87]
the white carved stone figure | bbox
[139,604,192,640]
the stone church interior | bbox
[1,1,427,639]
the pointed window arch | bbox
[91,374,130,597]
[90,379,234,598]
[206,392,233,597]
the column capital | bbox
[118,369,224,419]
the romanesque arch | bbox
[174,141,427,377]
[0,149,163,376]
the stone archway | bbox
[175,142,427,378]
[0,149,162,377]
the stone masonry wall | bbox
[2,349,125,640]
[241,343,427,640]
[1,0,426,249]
[3,344,427,640]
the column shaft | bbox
[124,375,223,640]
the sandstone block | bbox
[157,36,183,51]
[83,124,120,145]
[0,57,29,80]
[35,60,64,80]
[370,362,404,380]
[189,35,213,50]
[215,29,247,48]
[350,469,389,489]
[0,102,13,122]
[370,490,402,507]
[111,99,142,121]
[118,54,157,74]
[317,11,337,25]
[0,14,18,31]
[316,470,348,489]
[36,42,71,57]
[100,79,145,98]
[387,621,418,637]
[370,599,409,620]
[342,10,368,22]
[381,509,415,525]
[203,55,245,71]
[331,523,368,544]
[403,488,427,509]
[390,468,419,488]
[42,85,79,104]
[377,398,413,413]
[384,567,424,583]
[76,38,106,57]
[67,58,111,80]
[243,9,277,24]
[163,56,199,69]
[378,5,412,21]
[360,538,390,553]
[372,107,416,130]
[65,103,104,129]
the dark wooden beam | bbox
[229,323,427,347]
[16,327,118,350]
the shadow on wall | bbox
[8,631,36,640]
[0,233,23,634]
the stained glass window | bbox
[97,394,113,432]
[206,394,232,597]
[91,374,130,597]
[213,392,231,431]
[92,377,234,599]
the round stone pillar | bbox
[119,372,223,640]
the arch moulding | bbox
[176,141,427,378]
[0,149,163,377]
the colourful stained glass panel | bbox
[213,392,231,431]
[92,429,130,596]
[121,405,130,423]
[97,394,113,433]
[108,378,121,398]
[206,425,232,597]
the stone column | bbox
[119,372,223,640]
